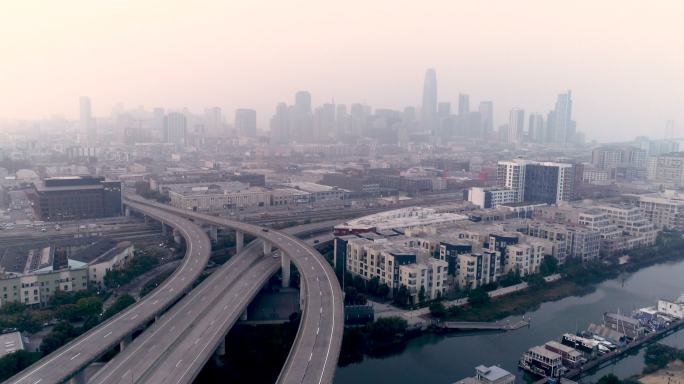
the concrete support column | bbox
[68,371,86,384]
[124,207,131,217]
[235,230,244,253]
[119,334,132,351]
[161,223,168,236]
[240,310,248,321]
[216,339,226,356]
[144,215,149,224]
[208,225,218,242]
[263,241,272,257]
[173,229,182,245]
[281,252,291,288]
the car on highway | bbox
[262,228,269,232]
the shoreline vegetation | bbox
[340,230,684,367]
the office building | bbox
[465,187,518,208]
[30,176,122,221]
[551,90,574,144]
[478,101,494,139]
[529,113,545,143]
[647,152,684,186]
[234,108,257,137]
[80,96,96,143]
[458,94,470,114]
[421,68,438,132]
[163,112,187,146]
[497,159,527,202]
[508,109,525,144]
[523,162,575,204]
[638,190,684,230]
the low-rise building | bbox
[465,187,518,209]
[0,332,25,358]
[399,257,448,302]
[454,365,515,384]
[638,190,684,230]
[456,251,500,290]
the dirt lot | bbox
[640,360,684,384]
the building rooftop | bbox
[0,332,24,358]
[475,365,514,382]
[337,207,467,232]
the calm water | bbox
[335,259,684,384]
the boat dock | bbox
[564,318,684,380]
[437,317,531,331]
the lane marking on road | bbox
[69,353,81,361]
[103,331,112,338]
[130,314,138,320]
[176,359,182,368]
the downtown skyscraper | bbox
[551,90,574,144]
[79,96,96,144]
[421,68,438,133]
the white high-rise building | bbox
[235,108,257,137]
[163,112,187,146]
[529,113,545,143]
[508,109,525,144]
[458,94,470,114]
[496,159,527,202]
[80,96,96,143]
[478,101,494,139]
[421,68,438,133]
[552,90,573,144]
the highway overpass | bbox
[6,201,212,384]
[121,195,344,384]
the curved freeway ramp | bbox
[6,202,212,384]
[123,196,344,384]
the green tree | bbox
[393,286,410,307]
[75,297,103,318]
[0,350,42,381]
[40,322,78,355]
[429,301,447,318]
[467,288,490,307]
[539,255,559,276]
[103,294,136,320]
[597,374,621,384]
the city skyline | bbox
[2,1,683,141]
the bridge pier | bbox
[124,207,131,217]
[216,339,226,356]
[161,222,168,236]
[68,370,86,384]
[208,225,218,242]
[173,229,182,244]
[263,241,272,257]
[235,230,244,252]
[240,310,248,321]
[144,215,149,224]
[119,334,132,351]
[281,252,291,288]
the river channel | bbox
[335,258,684,384]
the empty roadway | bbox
[122,195,344,384]
[6,202,212,384]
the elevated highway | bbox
[121,195,344,384]
[6,202,212,384]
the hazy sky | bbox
[1,0,682,141]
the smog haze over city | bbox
[1,0,683,141]
[1,2,684,384]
